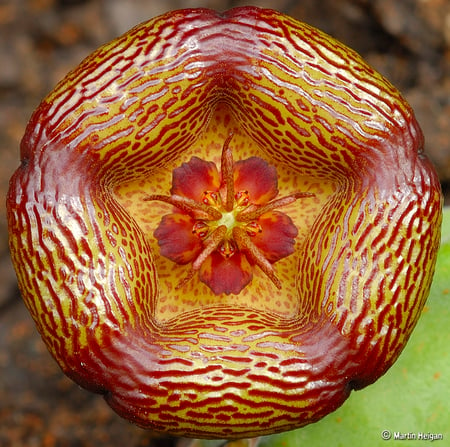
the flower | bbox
[6,6,442,439]
[145,133,313,295]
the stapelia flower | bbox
[146,134,312,295]
[6,6,442,440]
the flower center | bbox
[193,190,263,260]
[217,210,236,230]
[144,133,314,295]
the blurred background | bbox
[1,0,449,446]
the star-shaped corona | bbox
[145,133,314,295]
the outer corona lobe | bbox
[7,6,442,439]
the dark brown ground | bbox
[1,0,449,445]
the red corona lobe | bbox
[6,6,442,440]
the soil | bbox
[1,0,449,445]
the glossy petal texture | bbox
[7,6,442,440]
[262,209,450,445]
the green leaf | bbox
[260,207,450,446]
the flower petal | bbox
[199,251,253,295]
[171,156,220,201]
[154,213,202,264]
[252,211,298,263]
[233,157,278,204]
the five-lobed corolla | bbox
[7,6,442,439]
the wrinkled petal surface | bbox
[171,156,220,201]
[252,211,298,263]
[154,213,202,264]
[199,251,253,295]
[233,157,278,204]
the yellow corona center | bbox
[195,190,260,259]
